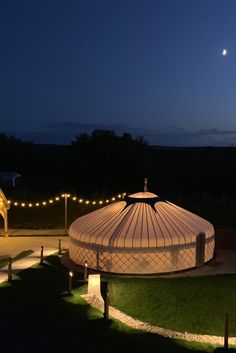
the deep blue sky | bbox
[1,0,236,146]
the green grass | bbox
[108,276,236,336]
[0,255,219,353]
[0,249,33,268]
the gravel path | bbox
[82,294,236,346]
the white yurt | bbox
[69,187,215,274]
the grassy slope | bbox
[0,255,215,353]
[108,276,236,336]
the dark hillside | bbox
[1,131,236,227]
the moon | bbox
[222,49,227,56]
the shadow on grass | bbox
[0,255,217,353]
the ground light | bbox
[68,271,73,295]
[84,261,88,282]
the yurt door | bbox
[196,233,205,267]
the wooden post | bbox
[4,211,8,237]
[40,246,44,264]
[104,287,109,321]
[8,258,12,282]
[58,238,62,255]
[224,313,229,350]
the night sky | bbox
[1,0,236,146]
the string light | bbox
[7,192,126,208]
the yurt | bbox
[69,189,215,274]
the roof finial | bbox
[144,178,148,192]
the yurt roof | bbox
[69,191,214,249]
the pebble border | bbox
[82,294,236,346]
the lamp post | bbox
[63,193,70,235]
[68,271,73,295]
[58,238,62,255]
[84,261,88,283]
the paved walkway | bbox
[82,294,236,346]
[1,228,66,237]
[0,235,69,283]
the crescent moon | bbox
[222,49,227,56]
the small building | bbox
[0,188,10,237]
[0,172,21,188]
[69,189,215,274]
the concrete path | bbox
[1,228,66,237]
[0,236,69,283]
[82,294,236,346]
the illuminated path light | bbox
[68,271,74,295]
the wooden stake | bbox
[40,246,44,264]
[224,313,229,350]
[8,258,12,282]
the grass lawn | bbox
[0,249,33,268]
[0,255,219,353]
[108,276,236,336]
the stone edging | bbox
[82,294,236,346]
